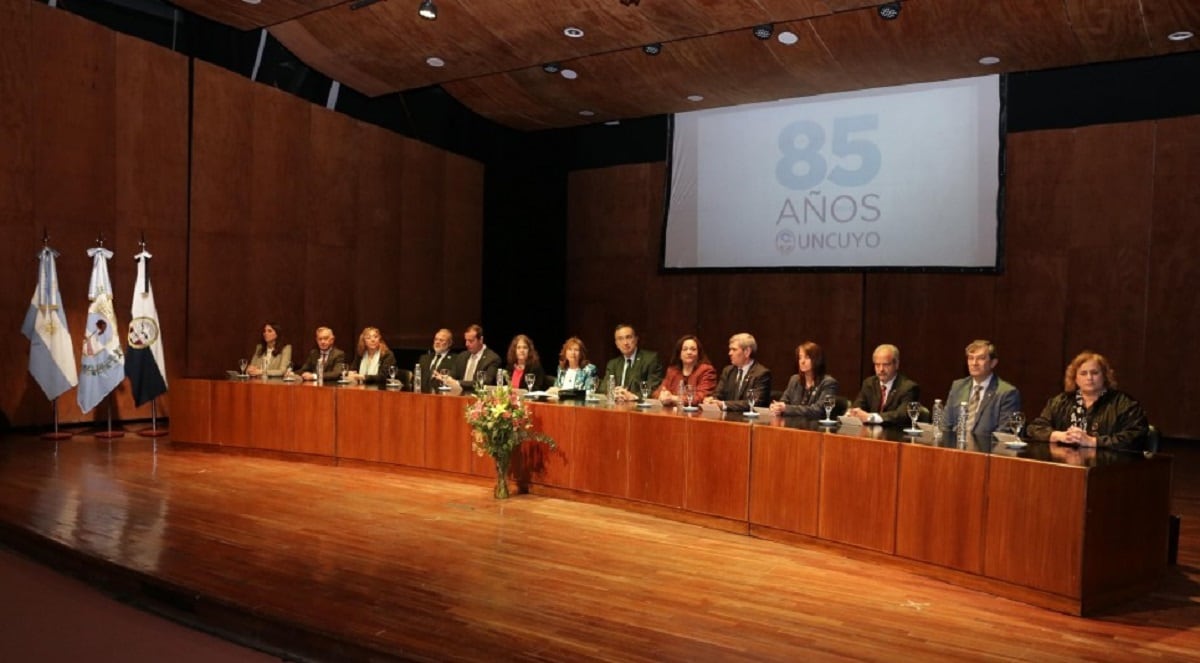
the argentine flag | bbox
[78,246,125,414]
[22,246,78,401]
[125,249,167,406]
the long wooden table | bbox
[170,378,1171,615]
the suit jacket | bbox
[354,349,397,386]
[777,373,840,418]
[660,363,718,402]
[416,350,455,393]
[509,363,548,391]
[603,350,664,393]
[250,343,293,378]
[852,373,920,426]
[713,361,772,412]
[452,346,503,390]
[298,347,348,382]
[554,363,598,390]
[941,375,1021,437]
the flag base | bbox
[138,428,169,438]
[41,431,73,441]
[94,430,126,439]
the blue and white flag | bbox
[125,249,167,406]
[21,246,78,401]
[78,247,125,414]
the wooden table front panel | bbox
[570,407,629,498]
[1082,458,1172,602]
[169,379,211,443]
[984,457,1086,598]
[519,402,574,489]
[422,395,474,475]
[248,382,299,452]
[210,381,253,448]
[378,391,425,467]
[336,388,382,462]
[685,418,751,521]
[627,412,688,508]
[895,444,987,573]
[748,425,821,535]
[818,433,900,553]
[287,385,336,456]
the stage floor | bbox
[1,433,1199,662]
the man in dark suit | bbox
[603,323,664,400]
[848,343,919,426]
[444,324,502,393]
[297,326,347,383]
[705,333,772,413]
[941,339,1021,438]
[416,328,455,393]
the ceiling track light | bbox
[752,24,774,40]
[877,2,901,20]
[643,43,662,56]
[418,0,437,20]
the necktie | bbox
[465,354,479,382]
[431,354,443,373]
[966,385,983,433]
[622,358,633,387]
[736,368,746,398]
[880,383,888,408]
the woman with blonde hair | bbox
[553,337,597,390]
[347,327,397,386]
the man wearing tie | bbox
[940,339,1021,438]
[848,344,919,425]
[603,324,664,400]
[705,333,772,412]
[417,328,455,393]
[445,324,502,392]
[298,326,347,383]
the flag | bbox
[78,246,125,414]
[21,246,78,401]
[125,249,167,406]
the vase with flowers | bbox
[465,386,555,498]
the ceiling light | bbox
[687,94,704,102]
[579,110,595,117]
[561,69,578,80]
[752,24,773,40]
[877,2,901,20]
[241,0,261,5]
[777,31,799,46]
[978,56,1000,66]
[542,62,561,74]
[425,56,445,67]
[563,27,584,38]
[643,43,662,56]
[1168,31,1194,42]
[604,120,621,126]
[418,0,437,20]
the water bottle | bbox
[316,356,324,386]
[261,357,269,381]
[413,363,422,393]
[955,401,967,444]
[931,399,944,429]
[606,374,617,403]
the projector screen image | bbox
[663,75,1003,270]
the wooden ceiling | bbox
[170,0,1200,130]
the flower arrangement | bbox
[465,386,555,498]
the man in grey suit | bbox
[604,323,664,400]
[941,339,1021,438]
[705,332,772,413]
[442,324,502,393]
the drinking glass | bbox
[387,365,398,385]
[283,363,293,380]
[238,358,248,376]
[525,373,536,391]
[338,362,348,382]
[907,401,921,431]
[821,394,836,422]
[683,383,696,410]
[744,388,759,416]
[475,370,487,387]
[585,376,596,401]
[1008,411,1025,437]
[639,380,651,401]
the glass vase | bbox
[493,453,511,499]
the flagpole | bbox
[41,397,74,441]
[94,392,125,439]
[138,397,169,438]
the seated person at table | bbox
[604,324,664,401]
[705,333,772,412]
[940,339,1021,438]
[847,344,919,425]
[770,341,838,417]
[297,326,347,383]
[656,335,717,405]
[1026,351,1147,450]
[246,321,292,378]
[443,324,502,392]
[417,328,455,393]
[507,334,547,391]
[347,326,397,386]
[553,336,597,391]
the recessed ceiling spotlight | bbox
[418,0,437,20]
[978,56,1000,66]
[604,120,621,126]
[542,62,561,74]
[425,56,445,67]
[686,94,704,102]
[579,110,595,117]
[561,69,578,80]
[241,0,261,5]
[752,24,773,40]
[643,43,663,56]
[877,2,901,20]
[1168,30,1194,41]
[777,31,799,46]
[563,26,584,38]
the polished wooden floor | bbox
[1,433,1199,662]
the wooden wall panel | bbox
[1144,116,1200,437]
[439,149,484,340]
[353,123,410,346]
